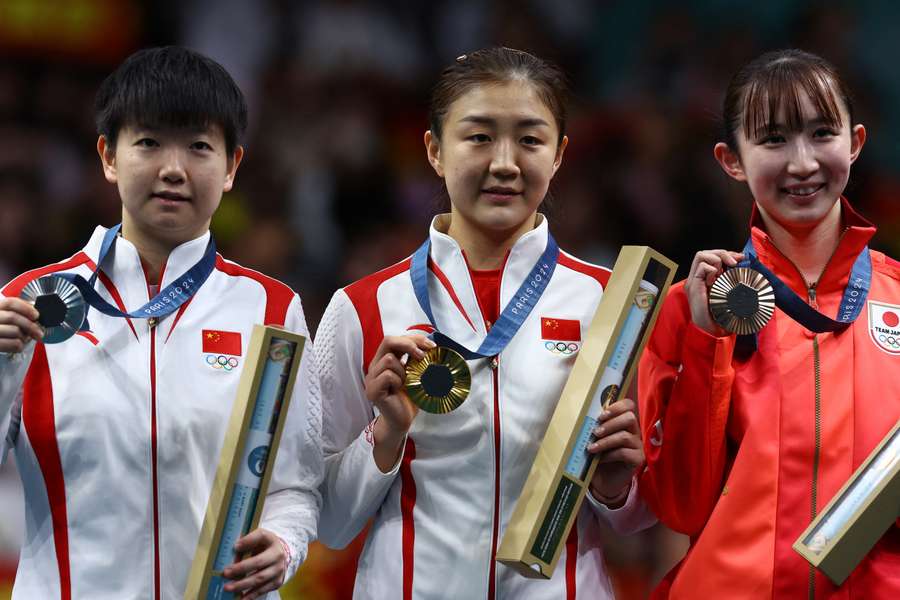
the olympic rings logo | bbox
[878,334,900,349]
[206,354,240,371]
[544,341,580,355]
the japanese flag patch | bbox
[868,301,900,355]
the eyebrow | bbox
[458,115,551,128]
[752,116,839,137]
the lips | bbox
[482,186,522,198]
[781,183,825,197]
[151,191,190,202]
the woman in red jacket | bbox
[639,49,900,599]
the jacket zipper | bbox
[808,285,821,600]
[149,317,161,600]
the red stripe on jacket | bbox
[344,258,417,596]
[1,252,94,297]
[557,252,611,288]
[428,257,476,331]
[344,258,412,372]
[400,439,417,600]
[22,344,71,600]
[215,255,295,326]
[565,526,578,598]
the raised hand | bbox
[365,334,436,471]
[0,297,42,353]
[684,249,744,336]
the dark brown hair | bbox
[722,49,854,151]
[428,47,569,146]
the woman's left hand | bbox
[587,398,644,507]
[222,528,289,599]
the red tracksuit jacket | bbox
[639,199,900,599]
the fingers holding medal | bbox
[0,296,43,353]
[684,249,744,335]
[365,335,435,433]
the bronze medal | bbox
[709,267,775,335]
[405,346,471,414]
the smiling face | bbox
[98,123,242,249]
[425,79,567,244]
[715,88,865,235]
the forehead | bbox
[446,80,557,126]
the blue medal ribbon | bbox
[410,233,559,360]
[60,224,216,327]
[739,238,870,331]
[734,237,871,357]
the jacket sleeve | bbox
[637,283,736,536]
[315,289,405,549]
[0,282,36,465]
[259,294,324,582]
[583,475,657,535]
[0,346,33,465]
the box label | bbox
[531,476,581,563]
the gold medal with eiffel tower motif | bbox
[405,346,471,414]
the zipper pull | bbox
[808,283,818,310]
[490,356,499,370]
[148,317,158,330]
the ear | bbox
[424,130,444,178]
[223,146,244,192]
[849,124,866,165]
[97,136,118,184]
[552,135,568,175]
[713,142,747,182]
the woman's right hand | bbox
[365,334,436,471]
[684,250,745,336]
[0,297,42,353]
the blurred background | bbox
[1,0,899,598]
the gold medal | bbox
[709,267,775,335]
[19,274,87,344]
[405,346,471,414]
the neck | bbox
[445,213,539,270]
[120,223,179,287]
[759,202,843,286]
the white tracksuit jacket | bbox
[0,227,323,600]
[317,216,655,599]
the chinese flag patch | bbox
[202,330,242,355]
[541,318,581,341]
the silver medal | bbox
[19,275,87,344]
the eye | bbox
[135,138,158,148]
[813,127,838,138]
[468,133,491,143]
[191,140,213,151]
[759,133,786,145]
[521,135,542,146]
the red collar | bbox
[748,197,876,298]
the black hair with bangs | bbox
[722,49,854,150]
[95,46,247,155]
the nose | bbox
[786,138,818,178]
[159,148,187,183]
[489,139,520,179]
